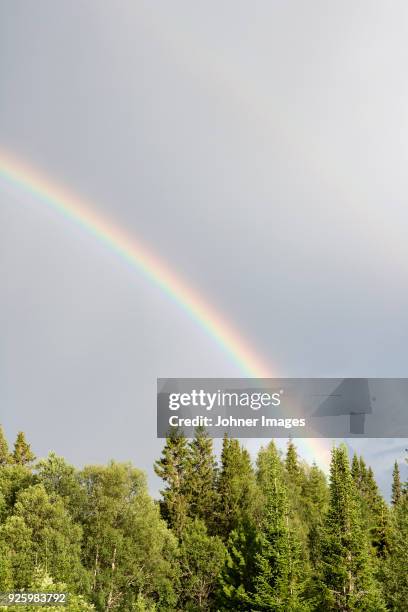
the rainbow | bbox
[0,152,271,378]
[0,151,331,466]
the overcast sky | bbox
[1,1,407,496]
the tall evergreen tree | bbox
[216,435,259,539]
[284,441,310,563]
[359,456,367,486]
[303,463,329,570]
[251,441,309,611]
[382,493,408,610]
[319,445,386,611]
[154,428,190,537]
[185,427,218,530]
[286,439,301,482]
[359,463,390,558]
[351,453,360,487]
[216,441,275,609]
[391,461,402,506]
[11,432,35,466]
[217,520,261,610]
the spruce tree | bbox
[0,425,10,465]
[286,439,301,482]
[383,487,408,609]
[351,453,360,487]
[216,435,259,539]
[154,428,190,537]
[391,461,402,506]
[303,463,329,570]
[215,438,262,608]
[185,427,218,530]
[11,432,35,465]
[284,440,310,564]
[251,441,309,611]
[359,456,367,486]
[360,464,390,558]
[319,445,386,611]
[217,520,261,610]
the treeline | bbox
[0,425,407,611]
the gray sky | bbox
[1,1,407,496]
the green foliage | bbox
[391,461,402,506]
[0,539,12,590]
[154,428,190,538]
[0,426,10,466]
[0,568,95,611]
[11,432,35,466]
[216,521,261,610]
[4,483,86,590]
[352,455,391,558]
[216,435,260,539]
[79,462,178,611]
[0,426,404,611]
[36,452,86,518]
[302,463,329,569]
[178,518,226,610]
[251,441,310,611]
[319,445,386,611]
[285,439,301,483]
[185,427,218,530]
[382,495,408,610]
[0,464,35,520]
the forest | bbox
[0,425,407,611]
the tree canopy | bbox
[0,426,406,611]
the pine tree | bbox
[303,463,329,570]
[391,461,402,506]
[154,428,190,537]
[319,445,386,611]
[215,437,262,608]
[251,441,309,611]
[359,464,390,558]
[11,432,35,465]
[383,490,408,609]
[216,435,259,539]
[217,520,261,610]
[351,453,360,487]
[286,439,301,482]
[185,427,218,530]
[359,456,367,486]
[0,425,10,465]
[284,440,310,565]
